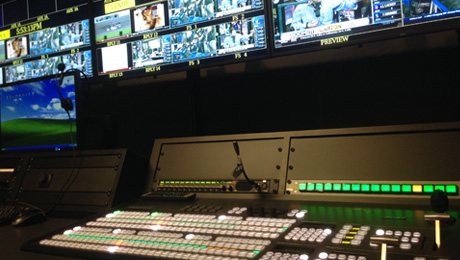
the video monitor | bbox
[216,0,264,17]
[169,0,215,27]
[99,43,131,74]
[3,50,93,84]
[132,36,172,68]
[5,64,29,84]
[0,73,80,152]
[403,0,460,24]
[0,41,5,62]
[95,10,132,43]
[29,28,61,57]
[6,37,29,60]
[133,2,169,33]
[271,0,460,53]
[170,26,217,62]
[58,20,91,50]
[27,57,60,79]
[60,51,93,77]
[216,15,266,54]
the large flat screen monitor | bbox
[270,0,460,54]
[0,4,93,85]
[94,0,268,80]
[0,73,81,152]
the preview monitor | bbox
[271,0,460,53]
[0,73,81,152]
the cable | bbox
[47,65,88,214]
[232,141,261,192]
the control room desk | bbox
[0,217,82,260]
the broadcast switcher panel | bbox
[23,198,458,260]
[22,123,460,260]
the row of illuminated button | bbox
[39,238,254,260]
[86,221,285,239]
[298,183,458,194]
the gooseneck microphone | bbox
[233,141,244,178]
[232,141,261,192]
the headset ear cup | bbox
[61,98,74,112]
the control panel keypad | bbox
[285,227,332,243]
[371,229,421,250]
[331,225,369,246]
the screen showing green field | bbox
[0,76,77,151]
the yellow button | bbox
[413,185,423,193]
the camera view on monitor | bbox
[217,15,266,54]
[171,26,217,62]
[4,51,93,84]
[6,37,29,60]
[216,0,264,17]
[29,21,90,57]
[0,75,78,151]
[402,0,460,24]
[0,41,5,61]
[132,36,172,68]
[133,2,168,33]
[95,10,132,43]
[169,0,215,27]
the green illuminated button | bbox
[391,185,401,192]
[342,184,351,191]
[333,183,342,191]
[381,184,391,192]
[352,184,360,192]
[307,183,315,191]
[434,185,445,192]
[371,184,380,192]
[402,185,412,192]
[316,183,324,191]
[299,184,307,191]
[446,185,457,194]
[361,184,370,192]
[324,183,333,191]
[423,185,434,193]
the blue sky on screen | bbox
[0,76,76,123]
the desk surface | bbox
[0,217,82,260]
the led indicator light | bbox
[413,185,423,193]
[352,184,360,191]
[434,185,445,192]
[361,184,370,192]
[371,184,380,192]
[342,184,351,191]
[299,184,307,191]
[333,183,342,191]
[316,183,324,191]
[402,185,412,192]
[446,185,457,193]
[324,183,333,191]
[307,183,315,191]
[381,185,391,192]
[423,185,434,193]
[391,185,401,192]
